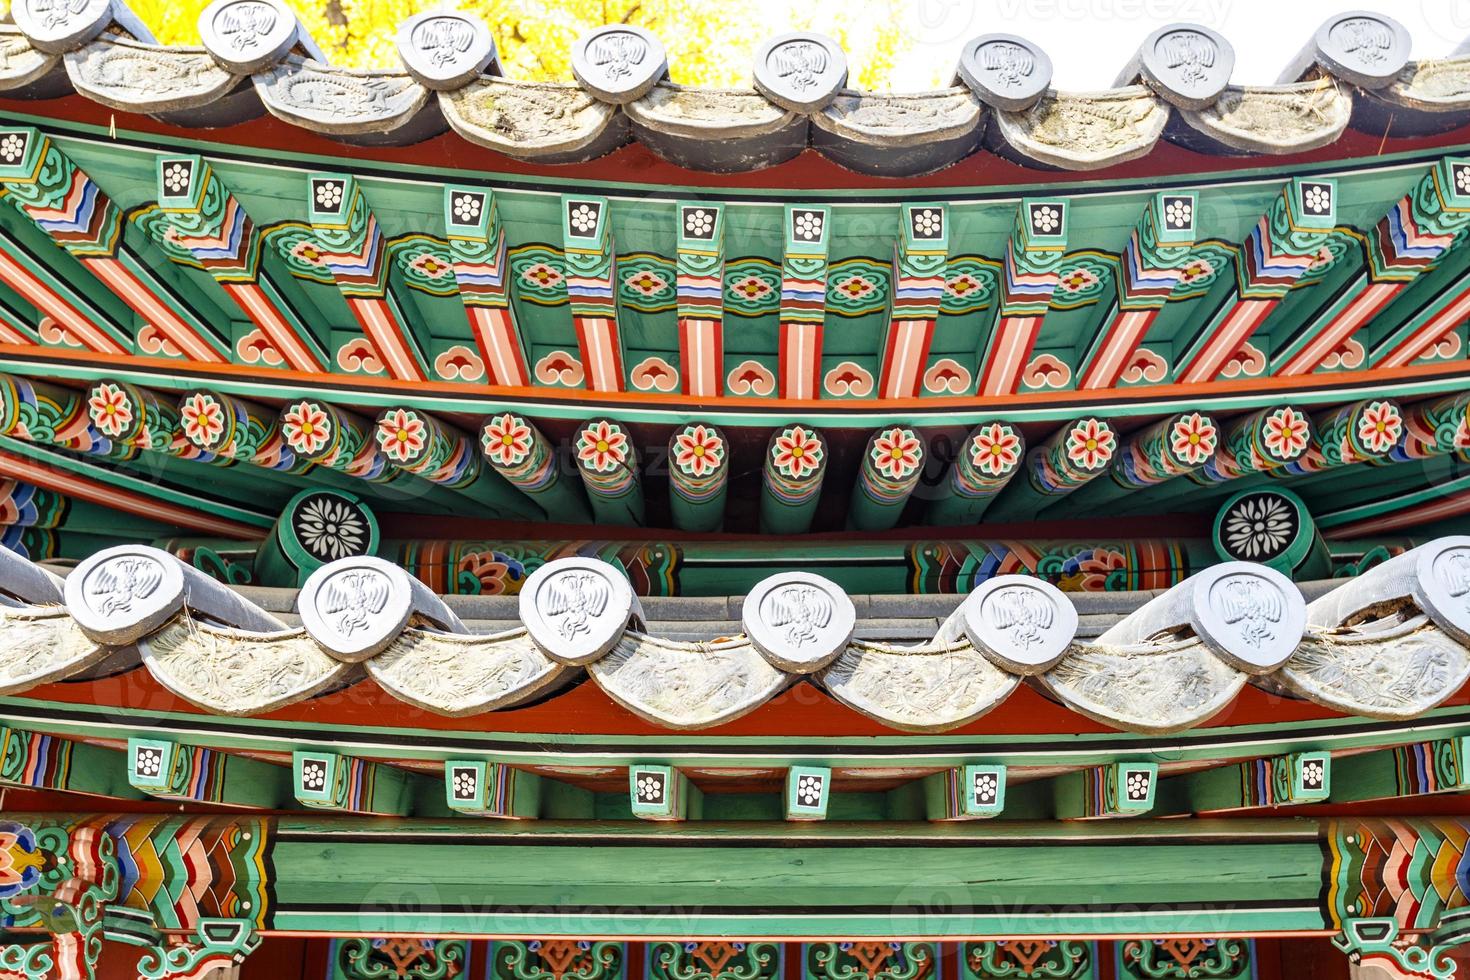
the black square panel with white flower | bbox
[1452,163,1470,200]
[0,131,30,168]
[133,745,164,780]
[682,206,717,241]
[1028,202,1064,237]
[1299,756,1326,792]
[451,765,479,802]
[795,773,824,806]
[910,207,943,241]
[299,757,329,793]
[633,769,667,805]
[1124,768,1152,802]
[1162,196,1194,231]
[449,191,485,228]
[1300,181,1333,217]
[567,200,602,239]
[791,209,825,243]
[312,178,346,215]
[160,160,195,201]
[973,770,999,807]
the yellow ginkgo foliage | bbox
[98,0,922,89]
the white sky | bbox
[826,0,1470,90]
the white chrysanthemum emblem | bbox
[796,775,823,806]
[1164,198,1192,228]
[1223,495,1294,559]
[0,134,24,163]
[636,774,663,802]
[1456,167,1470,195]
[1125,771,1151,799]
[1031,205,1061,233]
[684,209,713,237]
[315,181,344,210]
[570,204,599,233]
[452,769,477,798]
[1301,760,1325,788]
[794,211,823,241]
[295,496,369,561]
[973,772,998,802]
[453,194,482,222]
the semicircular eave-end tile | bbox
[742,571,855,674]
[811,88,985,177]
[366,627,569,717]
[139,621,353,716]
[819,639,1020,733]
[64,38,239,114]
[1037,637,1248,735]
[440,78,628,164]
[1172,80,1351,155]
[588,633,789,730]
[254,56,431,137]
[626,83,807,173]
[992,86,1169,171]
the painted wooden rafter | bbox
[976,198,1068,397]
[1174,177,1338,384]
[1154,751,1331,815]
[443,185,530,387]
[0,433,272,537]
[0,127,229,363]
[374,405,540,519]
[0,222,129,354]
[0,372,138,462]
[0,725,145,799]
[1076,192,1198,389]
[307,172,428,381]
[292,748,444,817]
[175,388,315,476]
[1003,762,1160,820]
[676,201,725,398]
[777,204,831,400]
[879,203,948,398]
[480,410,591,522]
[125,736,290,809]
[151,155,328,373]
[1277,157,1470,375]
[561,194,624,393]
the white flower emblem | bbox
[793,211,823,241]
[1456,167,1470,196]
[1302,184,1331,215]
[912,209,942,237]
[315,181,344,210]
[796,775,823,806]
[1223,494,1294,560]
[636,774,663,802]
[301,761,328,791]
[452,194,482,222]
[1301,760,1325,788]
[684,208,713,237]
[295,496,369,561]
[134,748,162,778]
[570,204,599,233]
[1031,205,1061,233]
[0,134,24,164]
[1164,198,1192,228]
[973,772,998,803]
[452,769,477,799]
[1125,771,1151,800]
[162,163,191,195]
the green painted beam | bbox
[0,726,145,800]
[1154,752,1331,815]
[126,736,291,809]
